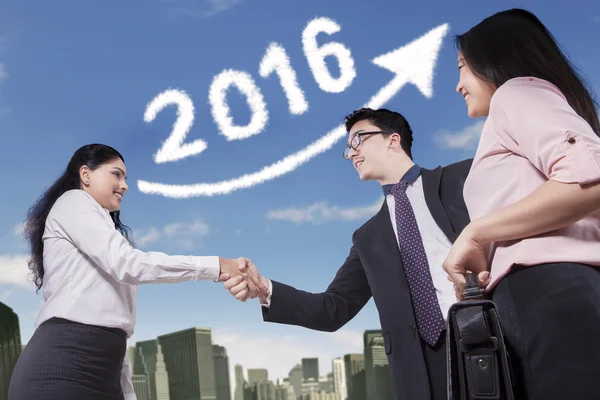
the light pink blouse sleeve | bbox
[489,78,600,185]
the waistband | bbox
[40,317,127,337]
[508,262,597,276]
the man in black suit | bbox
[222,108,472,400]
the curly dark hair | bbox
[24,144,134,293]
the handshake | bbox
[218,257,270,303]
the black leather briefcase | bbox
[446,273,515,399]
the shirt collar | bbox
[382,164,421,195]
[78,189,112,215]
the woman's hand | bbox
[442,224,491,300]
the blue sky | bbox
[1,0,599,386]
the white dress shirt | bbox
[36,189,220,399]
[386,175,457,320]
[261,175,457,321]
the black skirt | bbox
[491,262,600,400]
[8,317,127,400]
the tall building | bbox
[247,368,268,384]
[300,378,320,396]
[274,382,295,400]
[159,327,217,400]
[234,364,245,400]
[128,346,137,369]
[302,358,319,381]
[134,340,170,400]
[132,375,152,400]
[154,344,171,400]
[243,385,254,400]
[212,345,231,400]
[288,364,303,398]
[362,330,381,400]
[300,392,341,400]
[363,331,393,400]
[318,374,334,393]
[332,358,347,400]
[0,302,21,400]
[343,354,365,400]
[254,380,276,400]
[349,370,365,400]
[276,377,287,386]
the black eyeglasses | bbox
[343,131,388,159]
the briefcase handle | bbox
[463,272,485,301]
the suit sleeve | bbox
[261,238,372,332]
[440,158,473,235]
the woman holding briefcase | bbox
[443,8,600,400]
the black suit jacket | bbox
[262,158,473,400]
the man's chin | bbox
[358,171,372,181]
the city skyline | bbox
[123,320,389,399]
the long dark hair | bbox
[454,8,600,136]
[25,144,135,293]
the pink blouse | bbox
[463,77,600,291]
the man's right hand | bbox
[218,257,269,302]
[220,259,270,304]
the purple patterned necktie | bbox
[391,180,445,346]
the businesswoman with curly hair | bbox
[9,144,266,399]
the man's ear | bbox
[388,132,402,148]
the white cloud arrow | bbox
[137,23,449,197]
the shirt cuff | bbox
[192,256,221,282]
[260,279,273,308]
[550,130,600,184]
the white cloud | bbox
[434,121,485,150]
[178,239,195,250]
[134,218,210,249]
[0,288,15,302]
[134,227,162,246]
[204,0,242,17]
[164,219,209,237]
[328,329,364,349]
[0,63,9,118]
[0,255,34,289]
[266,197,384,225]
[162,0,243,19]
[0,63,7,86]
[13,223,24,237]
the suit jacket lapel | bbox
[374,200,402,264]
[421,167,457,243]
